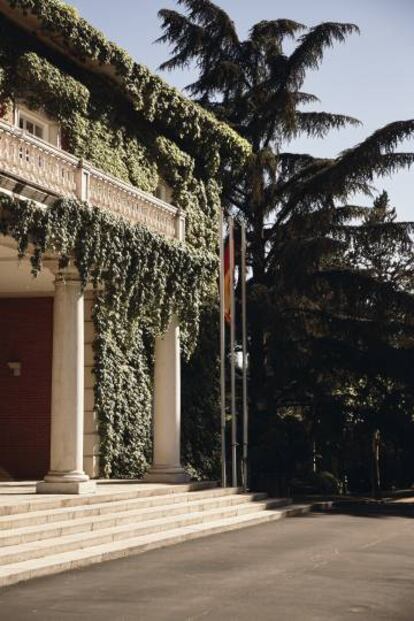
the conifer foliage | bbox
[159,1,414,489]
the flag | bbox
[223,237,233,324]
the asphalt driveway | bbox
[0,507,413,620]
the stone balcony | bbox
[0,120,183,240]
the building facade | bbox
[0,0,250,492]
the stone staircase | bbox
[0,482,320,588]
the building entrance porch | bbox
[0,236,190,493]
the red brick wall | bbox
[0,298,53,480]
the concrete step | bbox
[0,481,222,517]
[0,498,289,565]
[0,493,281,546]
[0,502,320,588]
[0,486,245,529]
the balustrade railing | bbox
[88,166,177,238]
[0,121,78,197]
[0,121,180,239]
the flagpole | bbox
[241,220,249,491]
[229,216,238,488]
[219,208,227,488]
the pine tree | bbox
[158,1,414,483]
[348,191,414,289]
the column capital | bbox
[43,259,82,283]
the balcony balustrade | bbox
[0,120,181,240]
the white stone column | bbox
[145,317,190,484]
[37,267,96,494]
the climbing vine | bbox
[4,0,251,174]
[0,26,225,251]
[0,196,216,476]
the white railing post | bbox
[175,209,186,242]
[75,159,90,202]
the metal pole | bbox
[229,217,238,487]
[219,208,227,488]
[241,221,249,491]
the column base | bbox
[36,473,96,495]
[143,465,191,484]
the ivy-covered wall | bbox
[0,5,250,478]
[0,15,222,252]
[3,0,250,175]
[0,196,216,477]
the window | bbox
[15,105,61,147]
[18,115,45,140]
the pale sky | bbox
[69,0,414,220]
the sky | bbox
[68,0,414,220]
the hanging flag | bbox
[220,216,238,488]
[223,237,234,325]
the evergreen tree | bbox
[348,191,414,289]
[158,1,414,486]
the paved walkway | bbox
[0,507,413,620]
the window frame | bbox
[14,104,61,148]
[17,109,49,142]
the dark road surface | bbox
[0,508,413,620]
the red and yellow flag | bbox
[223,238,233,325]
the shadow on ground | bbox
[292,497,414,519]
